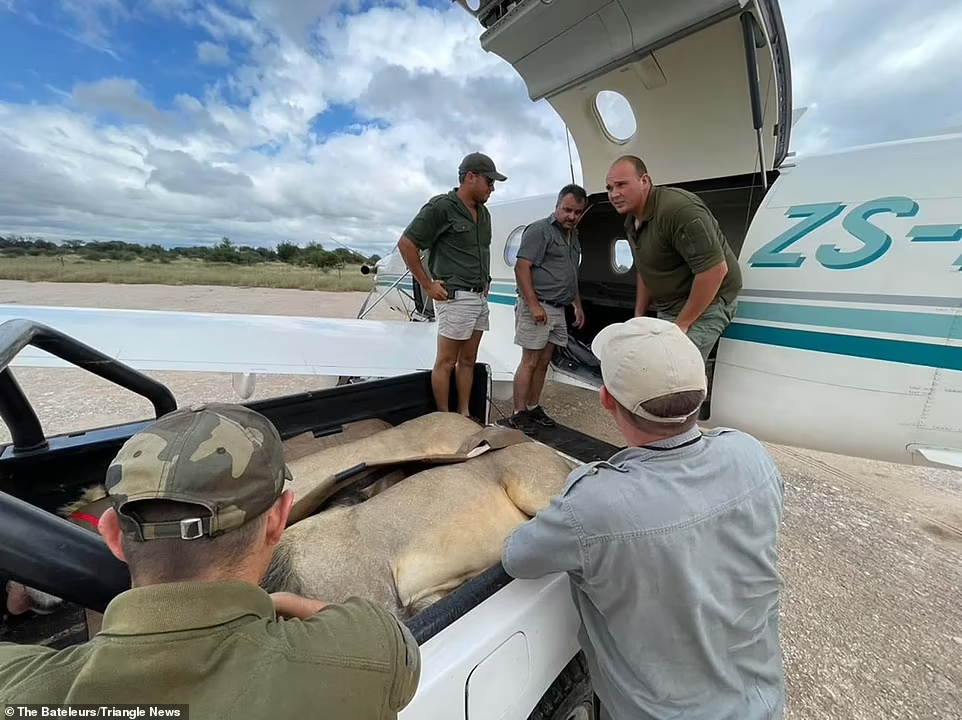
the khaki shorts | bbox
[658,297,737,361]
[514,300,568,350]
[434,290,490,341]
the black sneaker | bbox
[526,405,557,427]
[500,409,538,433]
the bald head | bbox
[606,155,651,217]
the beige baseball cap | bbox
[590,316,707,424]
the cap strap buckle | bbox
[180,517,205,540]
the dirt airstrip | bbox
[1,280,960,720]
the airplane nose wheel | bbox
[335,375,375,386]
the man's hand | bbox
[271,592,328,619]
[672,260,727,332]
[573,305,585,329]
[425,279,448,302]
[529,302,547,324]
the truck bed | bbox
[520,421,620,464]
[0,320,618,652]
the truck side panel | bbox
[402,574,582,720]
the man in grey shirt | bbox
[504,184,588,432]
[501,316,785,720]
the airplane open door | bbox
[457,0,794,393]
[457,0,792,193]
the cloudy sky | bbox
[1,0,960,257]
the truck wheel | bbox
[528,652,598,720]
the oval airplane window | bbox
[594,90,636,143]
[612,237,633,273]
[503,224,526,267]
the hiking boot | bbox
[526,405,557,427]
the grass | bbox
[0,255,377,292]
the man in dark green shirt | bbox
[0,403,420,718]
[605,155,742,361]
[398,151,507,415]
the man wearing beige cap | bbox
[0,403,421,717]
[501,317,785,720]
[399,151,507,416]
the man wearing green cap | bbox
[0,403,421,717]
[398,151,507,416]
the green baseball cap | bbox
[104,403,291,541]
[459,152,507,181]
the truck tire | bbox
[528,651,599,720]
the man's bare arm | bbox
[674,259,728,332]
[516,258,546,323]
[398,236,431,288]
[635,273,650,317]
[572,290,585,328]
[515,258,539,309]
[398,236,447,301]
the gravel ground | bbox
[2,280,961,719]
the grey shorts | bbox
[658,297,738,361]
[514,300,568,350]
[434,290,490,341]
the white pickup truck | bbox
[0,318,611,719]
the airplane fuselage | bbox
[372,131,962,471]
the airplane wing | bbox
[0,304,517,383]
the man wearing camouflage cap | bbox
[398,151,507,416]
[0,403,421,716]
[501,317,786,720]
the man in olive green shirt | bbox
[605,155,742,361]
[0,403,420,718]
[398,151,507,415]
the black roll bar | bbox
[0,319,177,454]
[0,489,131,613]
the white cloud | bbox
[196,40,230,65]
[0,0,960,256]
[780,0,962,154]
[57,0,128,60]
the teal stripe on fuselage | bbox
[376,277,515,293]
[374,277,962,370]
[735,301,962,340]
[725,323,962,371]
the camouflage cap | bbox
[105,402,291,541]
[459,152,507,181]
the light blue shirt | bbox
[502,426,785,720]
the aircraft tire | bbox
[527,651,598,720]
[335,375,377,386]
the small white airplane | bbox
[2,0,961,472]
